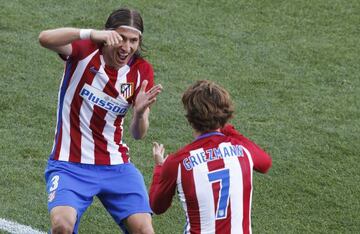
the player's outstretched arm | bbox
[149,142,177,214]
[38,28,123,56]
[221,124,272,173]
[130,80,162,139]
[39,27,80,56]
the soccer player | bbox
[149,80,272,234]
[38,7,162,234]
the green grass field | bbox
[1,0,359,233]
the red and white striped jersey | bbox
[149,124,272,234]
[49,40,154,165]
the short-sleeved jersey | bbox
[49,40,154,165]
[149,124,272,234]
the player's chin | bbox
[117,53,132,64]
[114,57,127,67]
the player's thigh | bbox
[98,164,152,225]
[50,205,77,228]
[45,160,97,230]
[124,213,153,234]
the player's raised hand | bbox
[90,30,123,46]
[134,80,163,116]
[152,142,166,166]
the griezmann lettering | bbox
[183,144,244,170]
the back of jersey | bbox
[177,133,255,234]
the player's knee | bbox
[132,224,154,234]
[125,213,154,234]
[51,216,75,234]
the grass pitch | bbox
[0,0,359,233]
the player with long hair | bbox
[39,7,161,234]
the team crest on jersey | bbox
[80,84,130,116]
[120,83,134,99]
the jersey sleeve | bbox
[221,124,272,173]
[59,39,97,61]
[149,154,179,214]
[241,136,272,173]
[141,62,154,91]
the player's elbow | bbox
[150,203,167,215]
[131,131,146,140]
[151,208,165,215]
[254,156,272,174]
[38,31,51,47]
[257,157,272,174]
[149,196,168,215]
[38,30,60,49]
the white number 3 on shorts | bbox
[49,175,60,192]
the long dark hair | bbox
[105,8,145,58]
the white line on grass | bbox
[0,218,46,234]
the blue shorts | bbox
[45,160,152,233]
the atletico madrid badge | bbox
[120,83,134,99]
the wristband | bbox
[79,29,92,40]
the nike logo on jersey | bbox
[183,144,244,170]
[89,66,99,74]
[80,84,130,116]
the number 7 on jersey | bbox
[208,168,230,220]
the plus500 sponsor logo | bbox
[80,85,129,116]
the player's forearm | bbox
[38,27,88,56]
[38,27,82,47]
[149,166,172,214]
[130,109,149,140]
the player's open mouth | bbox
[118,52,128,61]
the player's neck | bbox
[193,129,221,138]
[102,49,125,70]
